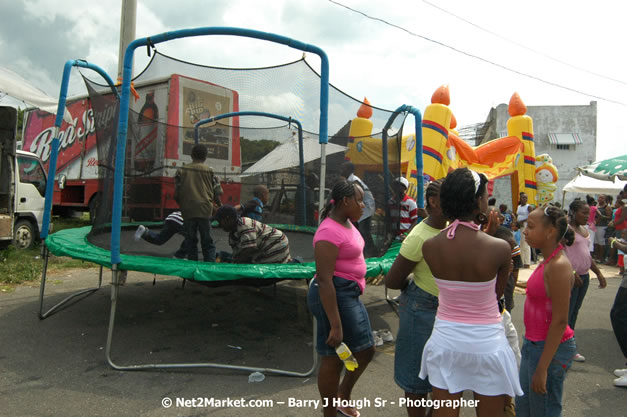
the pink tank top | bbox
[563,229,591,275]
[524,244,575,342]
[434,219,501,325]
[435,278,502,324]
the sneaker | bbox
[134,225,146,241]
[614,374,627,387]
[614,369,627,377]
[573,353,586,362]
[372,331,383,347]
[377,329,394,343]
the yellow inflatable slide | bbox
[345,87,554,208]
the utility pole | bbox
[117,0,137,81]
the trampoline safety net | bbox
[83,51,412,261]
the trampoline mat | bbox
[87,226,316,262]
[46,226,398,283]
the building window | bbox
[556,144,570,150]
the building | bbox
[475,101,597,208]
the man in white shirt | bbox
[516,192,534,267]
[341,161,377,256]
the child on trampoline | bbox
[133,211,186,259]
[235,184,269,221]
[420,168,522,417]
[307,179,375,417]
[212,205,291,264]
[174,144,222,262]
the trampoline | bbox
[44,224,398,282]
[36,26,416,376]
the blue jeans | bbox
[516,337,576,417]
[183,217,215,262]
[307,276,374,356]
[611,285,627,358]
[143,221,186,258]
[394,280,438,394]
[568,273,589,330]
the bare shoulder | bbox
[421,233,439,259]
[482,233,511,258]
[545,252,573,280]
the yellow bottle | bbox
[335,342,359,371]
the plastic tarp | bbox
[562,174,627,195]
[242,136,346,176]
[46,226,398,282]
[0,66,72,123]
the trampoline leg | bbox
[104,272,318,376]
[38,246,103,320]
[106,266,121,369]
[38,245,50,319]
[384,283,399,316]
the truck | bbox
[0,106,47,249]
[21,74,242,221]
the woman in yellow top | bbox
[385,179,445,417]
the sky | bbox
[1,0,625,160]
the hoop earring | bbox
[476,212,488,225]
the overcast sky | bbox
[1,0,625,159]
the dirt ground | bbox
[0,262,625,416]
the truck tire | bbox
[13,219,36,250]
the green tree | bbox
[240,137,280,164]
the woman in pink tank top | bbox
[516,205,577,417]
[563,199,607,363]
[421,168,521,416]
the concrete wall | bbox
[487,101,597,210]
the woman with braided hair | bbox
[420,168,521,417]
[307,179,375,417]
[516,205,578,417]
[385,178,446,417]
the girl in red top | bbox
[516,206,576,417]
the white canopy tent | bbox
[0,66,72,123]
[242,136,346,176]
[561,173,627,205]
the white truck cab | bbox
[0,106,47,249]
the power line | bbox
[328,0,626,106]
[420,0,627,86]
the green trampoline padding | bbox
[45,226,400,282]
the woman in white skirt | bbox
[421,168,523,417]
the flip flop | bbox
[337,405,361,417]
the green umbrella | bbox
[577,154,627,181]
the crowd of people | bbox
[308,167,627,417]
[130,144,625,416]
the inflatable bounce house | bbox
[343,86,559,209]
